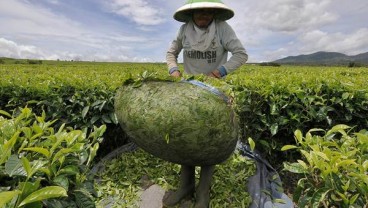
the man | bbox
[164,1,248,207]
[167,0,248,79]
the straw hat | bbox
[174,0,234,22]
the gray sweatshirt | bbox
[166,20,248,75]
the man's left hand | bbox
[208,70,221,78]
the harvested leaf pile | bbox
[95,148,256,208]
[114,80,239,166]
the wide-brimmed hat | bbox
[174,0,234,22]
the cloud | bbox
[105,0,166,25]
[0,38,46,59]
[243,0,338,32]
[0,0,86,39]
[0,0,161,62]
[298,28,368,55]
[0,37,154,62]
[224,0,368,62]
[260,28,368,61]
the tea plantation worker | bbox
[164,1,247,207]
[166,0,248,79]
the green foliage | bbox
[1,63,368,158]
[282,125,368,207]
[27,60,42,65]
[230,66,368,155]
[0,63,166,155]
[348,61,362,68]
[95,148,256,208]
[0,107,106,207]
[259,62,281,67]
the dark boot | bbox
[194,165,215,208]
[163,165,195,207]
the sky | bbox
[0,0,367,63]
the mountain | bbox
[272,51,368,66]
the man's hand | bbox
[208,69,221,78]
[170,70,182,78]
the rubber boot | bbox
[163,165,195,207]
[194,165,215,208]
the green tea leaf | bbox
[248,137,255,151]
[82,106,90,119]
[294,129,303,144]
[53,175,69,190]
[270,123,278,136]
[18,180,41,200]
[0,191,21,207]
[21,156,31,178]
[311,188,330,208]
[5,154,27,177]
[74,189,95,208]
[281,145,298,151]
[0,110,12,118]
[18,186,67,207]
[87,143,99,166]
[313,151,330,161]
[22,147,50,158]
[1,131,20,165]
[283,162,308,174]
[57,165,80,176]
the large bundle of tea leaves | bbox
[114,80,238,166]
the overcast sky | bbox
[0,0,367,63]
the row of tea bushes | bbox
[1,63,368,155]
[230,66,368,152]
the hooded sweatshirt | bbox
[166,20,248,75]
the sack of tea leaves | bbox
[114,80,238,166]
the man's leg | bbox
[194,165,215,208]
[163,165,195,206]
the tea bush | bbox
[0,107,106,207]
[282,125,368,207]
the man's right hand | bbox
[170,70,182,78]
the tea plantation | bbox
[1,61,367,207]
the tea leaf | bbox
[82,106,89,119]
[0,110,12,118]
[5,154,27,177]
[18,186,68,207]
[311,188,330,208]
[281,145,298,151]
[23,147,50,158]
[248,137,255,151]
[283,162,308,174]
[0,191,21,207]
[21,156,31,178]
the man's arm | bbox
[219,22,248,74]
[166,25,185,76]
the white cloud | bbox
[0,37,153,62]
[0,38,46,59]
[259,28,368,61]
[298,28,368,55]
[0,0,161,62]
[106,0,166,25]
[242,0,338,32]
[0,0,83,37]
[224,0,368,62]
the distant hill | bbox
[272,51,368,66]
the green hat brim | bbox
[174,2,234,22]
